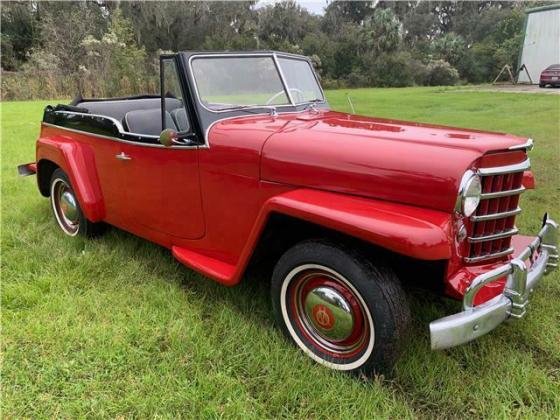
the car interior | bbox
[73,97,190,136]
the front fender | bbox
[263,189,453,260]
[172,188,453,287]
[37,136,105,222]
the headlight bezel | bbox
[456,170,482,218]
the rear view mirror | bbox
[159,128,178,147]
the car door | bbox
[113,57,205,239]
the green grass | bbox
[2,87,559,418]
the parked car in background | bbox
[539,64,560,87]
[18,51,558,376]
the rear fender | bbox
[37,137,105,221]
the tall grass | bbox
[2,88,559,417]
[1,72,159,101]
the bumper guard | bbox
[430,214,558,350]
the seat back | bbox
[77,98,182,122]
[124,109,176,136]
[170,108,190,132]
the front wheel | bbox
[271,240,410,376]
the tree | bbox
[118,1,258,53]
[322,0,375,28]
[402,1,440,48]
[257,0,318,50]
[0,0,530,96]
[431,32,466,67]
[80,8,149,96]
[359,8,402,55]
[202,2,258,50]
[1,1,41,70]
[37,1,107,75]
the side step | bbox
[172,246,237,285]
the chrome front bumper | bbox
[430,214,558,350]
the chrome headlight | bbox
[457,171,482,217]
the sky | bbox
[258,0,329,15]
[297,0,329,15]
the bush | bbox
[425,60,459,86]
[344,70,369,88]
[1,8,157,101]
[321,78,344,89]
[357,51,428,87]
[1,72,76,100]
[408,58,430,85]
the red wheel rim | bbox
[287,267,371,360]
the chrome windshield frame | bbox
[272,52,296,106]
[187,52,325,114]
[274,52,326,105]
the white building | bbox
[517,4,560,84]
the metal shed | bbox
[517,4,560,84]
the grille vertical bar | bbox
[465,159,529,263]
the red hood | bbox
[259,110,529,212]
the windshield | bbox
[278,57,323,104]
[191,55,323,111]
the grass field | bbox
[2,87,559,418]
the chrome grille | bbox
[465,159,530,263]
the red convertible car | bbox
[539,64,560,87]
[19,51,558,376]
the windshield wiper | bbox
[302,98,324,112]
[209,98,323,115]
[210,104,278,115]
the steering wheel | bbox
[266,88,305,105]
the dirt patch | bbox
[457,84,560,95]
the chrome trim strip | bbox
[55,109,199,143]
[477,158,531,176]
[467,227,519,243]
[470,207,522,222]
[464,247,515,263]
[42,122,199,150]
[480,186,525,199]
[509,138,534,151]
[56,110,129,135]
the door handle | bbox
[115,152,132,161]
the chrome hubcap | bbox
[52,178,79,235]
[289,268,371,359]
[303,286,354,342]
[59,190,79,224]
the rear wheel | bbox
[50,169,105,237]
[539,83,546,88]
[271,240,410,376]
